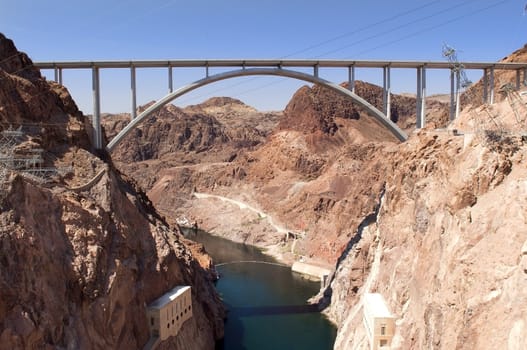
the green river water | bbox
[185,229,337,350]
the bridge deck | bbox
[34,59,527,70]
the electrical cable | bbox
[282,0,442,58]
[194,0,511,103]
[348,0,511,59]
[177,0,487,106]
[314,0,480,58]
[175,0,446,105]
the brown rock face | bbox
[0,171,223,350]
[102,98,280,191]
[0,33,223,349]
[279,81,449,135]
[462,44,527,108]
[0,34,89,152]
[327,125,527,349]
[97,40,527,349]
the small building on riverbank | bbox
[146,286,193,342]
[363,293,395,350]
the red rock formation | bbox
[100,40,527,350]
[0,33,223,349]
[328,125,527,350]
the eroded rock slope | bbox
[0,33,223,350]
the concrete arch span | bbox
[106,67,407,152]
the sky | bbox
[1,0,526,114]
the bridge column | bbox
[131,66,137,120]
[348,65,355,93]
[516,69,522,90]
[55,68,62,85]
[168,65,173,93]
[92,66,102,150]
[314,64,319,78]
[383,66,391,120]
[455,70,461,119]
[54,66,59,82]
[450,69,456,121]
[483,69,488,104]
[489,67,495,104]
[524,68,527,86]
[416,67,426,129]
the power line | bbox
[349,0,510,59]
[201,0,511,104]
[176,0,500,107]
[281,0,442,58]
[314,0,480,58]
[175,1,446,106]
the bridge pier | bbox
[416,66,426,129]
[516,69,522,90]
[489,67,495,104]
[92,66,103,150]
[131,66,137,120]
[314,64,319,78]
[483,69,488,103]
[524,68,527,87]
[54,67,62,85]
[482,68,496,104]
[455,69,461,119]
[168,65,173,93]
[449,69,457,121]
[348,65,355,93]
[383,66,391,120]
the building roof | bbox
[147,286,191,310]
[363,293,394,318]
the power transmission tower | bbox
[0,124,72,187]
[442,43,506,140]
[499,83,527,131]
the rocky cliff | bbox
[0,33,223,349]
[327,101,527,349]
[100,41,527,349]
[106,81,429,264]
[462,44,527,108]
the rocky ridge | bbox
[0,33,223,349]
[327,101,527,349]
[103,44,527,349]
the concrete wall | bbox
[363,293,395,350]
[147,287,193,341]
[291,261,331,282]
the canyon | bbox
[104,45,527,349]
[2,28,527,349]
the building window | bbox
[380,339,387,346]
[151,317,154,326]
[381,324,386,335]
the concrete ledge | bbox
[292,261,331,282]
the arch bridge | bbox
[34,59,527,151]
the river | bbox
[183,229,336,350]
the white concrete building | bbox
[363,293,396,350]
[147,286,193,341]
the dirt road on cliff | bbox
[193,192,290,234]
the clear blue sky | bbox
[2,0,526,114]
